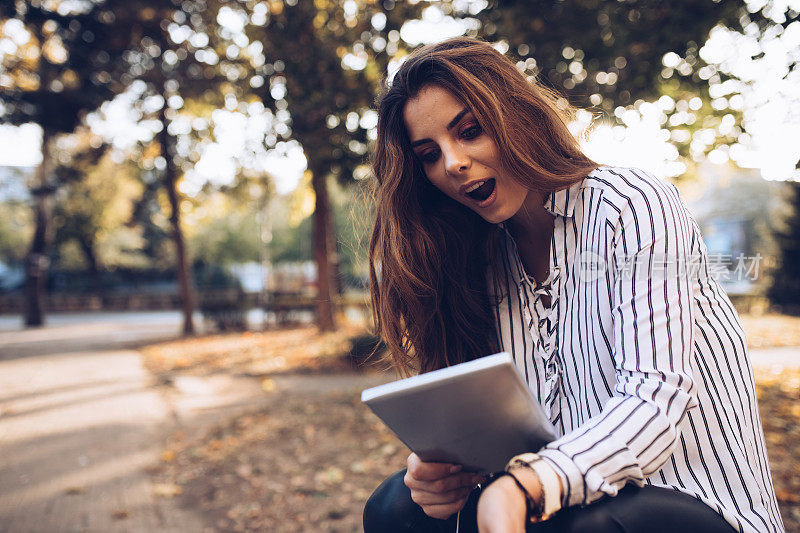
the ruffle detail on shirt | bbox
[499,224,564,423]
[533,266,563,422]
[518,266,562,422]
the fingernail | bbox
[449,465,462,473]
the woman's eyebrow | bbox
[409,108,470,148]
[446,108,469,130]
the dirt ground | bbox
[143,315,800,532]
[151,391,407,532]
[754,366,800,532]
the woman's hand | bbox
[476,475,528,533]
[403,453,483,520]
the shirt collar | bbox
[543,178,585,218]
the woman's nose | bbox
[443,144,470,176]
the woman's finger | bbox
[410,485,473,506]
[406,452,460,481]
[404,470,479,493]
[420,497,470,521]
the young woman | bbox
[363,37,784,533]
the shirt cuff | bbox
[535,448,585,508]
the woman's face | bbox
[403,85,531,225]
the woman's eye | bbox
[460,123,482,140]
[419,149,440,164]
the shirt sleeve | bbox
[535,175,699,508]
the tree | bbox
[0,0,132,325]
[127,169,174,270]
[471,1,794,107]
[0,200,32,268]
[88,0,257,334]
[185,189,262,268]
[50,144,146,290]
[243,0,426,330]
[466,1,797,169]
[2,0,253,332]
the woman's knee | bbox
[364,469,429,533]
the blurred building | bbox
[678,162,788,306]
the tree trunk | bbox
[24,130,52,327]
[259,187,273,317]
[311,165,337,331]
[158,103,196,335]
[78,236,104,297]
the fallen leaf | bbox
[236,464,253,478]
[380,443,397,456]
[349,461,366,474]
[161,450,176,462]
[315,466,345,485]
[153,483,183,498]
[261,378,276,392]
[775,489,800,503]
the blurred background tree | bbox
[127,172,174,271]
[1,0,798,326]
[50,145,147,293]
[241,0,427,330]
[0,0,132,325]
[94,0,258,334]
[472,0,745,107]
[64,0,269,333]
[462,0,797,173]
[0,200,32,267]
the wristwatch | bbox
[506,453,562,522]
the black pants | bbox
[364,469,737,533]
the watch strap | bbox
[528,459,562,519]
[506,453,562,521]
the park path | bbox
[0,312,391,533]
[0,311,796,532]
[0,313,213,532]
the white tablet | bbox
[361,352,557,473]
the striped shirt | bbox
[489,166,784,533]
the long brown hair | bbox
[369,37,596,375]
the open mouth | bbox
[464,178,496,202]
